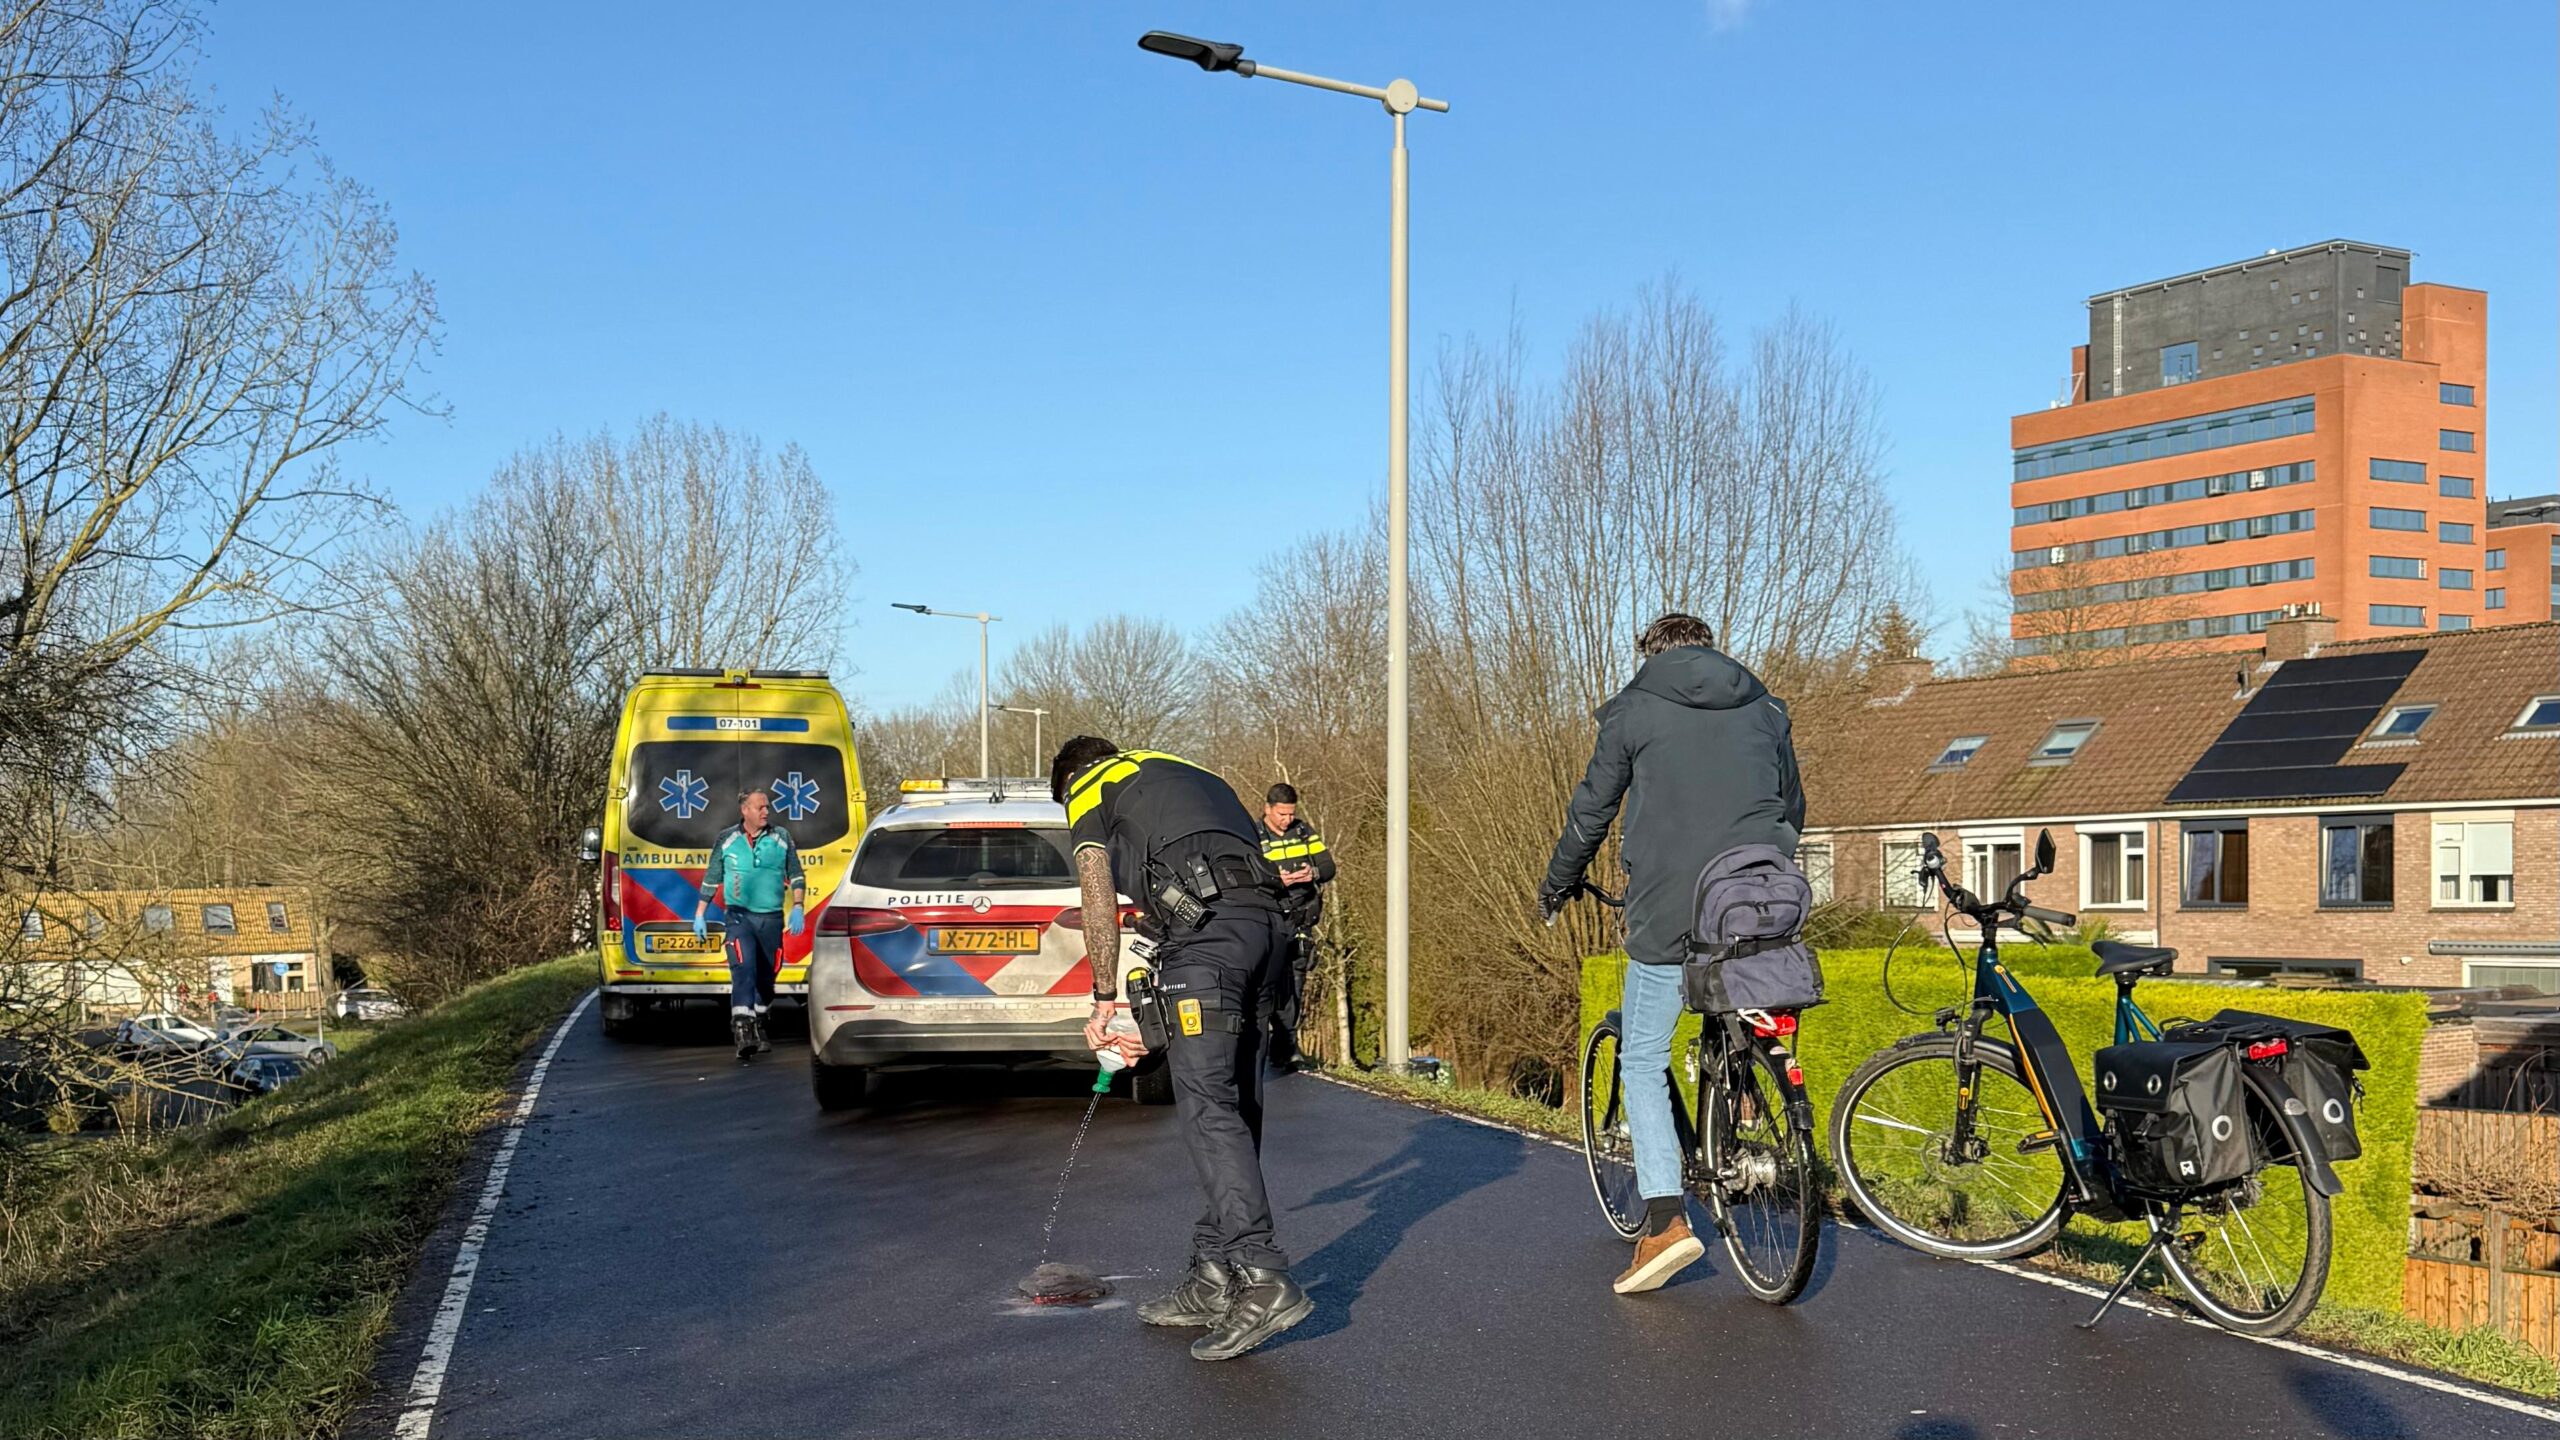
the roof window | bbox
[2370,704,2435,740]
[2515,696,2560,733]
[1931,735,1989,771]
[2031,720,2098,764]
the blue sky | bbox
[198,1,2558,711]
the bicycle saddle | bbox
[2093,939,2177,978]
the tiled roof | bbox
[1799,624,2560,827]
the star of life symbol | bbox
[771,771,822,820]
[658,768,709,819]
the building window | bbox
[201,903,237,936]
[2439,615,2470,631]
[84,909,103,938]
[2514,695,2560,732]
[2182,823,2248,907]
[2440,521,2474,544]
[2465,961,2560,996]
[2369,458,2426,484]
[2084,830,2147,908]
[267,901,290,932]
[2207,956,2364,982]
[2434,819,2513,906]
[2370,507,2426,532]
[2032,720,2097,764]
[1881,839,1925,909]
[18,909,40,940]
[2486,588,2506,610]
[2486,548,2505,571]
[2011,396,2314,482]
[2370,555,2425,580]
[2371,704,2435,739]
[2160,341,2199,385]
[1797,843,1834,905]
[142,904,172,933]
[2319,817,2394,907]
[2440,568,2473,591]
[2440,382,2474,406]
[2439,475,2474,499]
[2369,604,2425,628]
[1930,735,1988,770]
[1966,836,2023,900]
[2440,429,2475,452]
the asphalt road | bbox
[374,1002,2546,1440]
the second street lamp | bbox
[1136,31,1447,1073]
[993,704,1049,778]
[892,603,1001,778]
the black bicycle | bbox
[1571,883,1821,1303]
[1828,830,2341,1335]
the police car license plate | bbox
[644,933,723,954]
[929,926,1039,954]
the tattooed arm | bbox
[1077,845,1120,1001]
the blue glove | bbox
[692,909,709,941]
[787,902,805,932]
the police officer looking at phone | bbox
[694,787,805,1061]
[1054,737,1310,1361]
[1255,783,1335,1071]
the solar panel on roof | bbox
[2167,649,2423,804]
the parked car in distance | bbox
[228,1051,309,1095]
[212,1006,255,1036]
[114,1013,217,1057]
[332,987,408,1021]
[208,1024,338,1068]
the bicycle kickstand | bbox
[2078,1235,2168,1330]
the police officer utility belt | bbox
[1143,841,1284,932]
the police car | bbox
[806,778,1171,1109]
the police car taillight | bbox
[818,906,909,937]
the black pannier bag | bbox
[1680,843,1824,1014]
[2162,1009,2367,1162]
[2094,1040,2254,1195]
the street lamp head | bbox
[890,603,928,614]
[1138,30,1251,75]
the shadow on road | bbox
[2286,1364,2414,1440]
[1275,1116,1527,1347]
[1893,1420,1984,1440]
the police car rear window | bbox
[853,826,1074,889]
[624,741,852,851]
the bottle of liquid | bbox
[1091,1011,1143,1093]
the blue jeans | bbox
[725,909,784,1014]
[1621,959,1686,1200]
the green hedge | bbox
[1579,947,2427,1315]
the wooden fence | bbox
[2406,1108,2560,1362]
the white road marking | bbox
[393,988,597,1440]
[1320,1072,2560,1424]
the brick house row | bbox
[1795,614,2558,991]
[11,885,327,1014]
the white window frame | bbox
[2433,814,2514,910]
[2462,959,2560,996]
[1796,841,1835,905]
[2080,826,2149,910]
[19,908,41,940]
[2513,695,2560,732]
[2031,720,2099,765]
[1962,826,2029,901]
[1931,735,1989,771]
[2370,704,2436,741]
[1880,834,1927,910]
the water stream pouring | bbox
[1016,1028,1137,1306]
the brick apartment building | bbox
[2488,493,2559,623]
[2009,240,2529,661]
[1798,614,2558,991]
[12,885,327,1015]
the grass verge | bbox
[0,956,594,1439]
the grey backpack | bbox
[1681,843,1824,1014]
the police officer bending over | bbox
[1054,736,1311,1361]
[1255,783,1335,1071]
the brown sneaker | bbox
[1612,1215,1706,1295]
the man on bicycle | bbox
[1539,612,1804,1294]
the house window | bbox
[2032,721,2097,764]
[2440,569,2473,591]
[2181,824,2248,906]
[2370,556,2425,580]
[2370,507,2426,532]
[2207,956,2364,982]
[2440,429,2475,452]
[2369,604,2425,628]
[2319,817,2394,906]
[2439,475,2474,499]
[2487,548,2506,571]
[84,909,103,938]
[2434,819,2513,906]
[2161,341,2199,385]
[2084,830,2147,908]
[2440,522,2474,545]
[2513,696,2560,732]
[1797,843,1834,905]
[2369,459,2426,484]
[1965,836,2023,900]
[1931,735,1989,770]
[266,901,290,933]
[2439,615,2470,632]
[2440,383,2474,406]
[2371,704,2435,739]
[201,903,237,936]
[142,904,172,933]
[18,909,40,940]
[2486,588,2506,610]
[1881,839,1925,909]
[2465,962,2560,996]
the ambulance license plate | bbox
[644,933,724,954]
[930,926,1039,954]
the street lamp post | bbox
[993,704,1050,778]
[892,603,1001,777]
[1137,31,1447,1071]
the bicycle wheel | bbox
[1831,1034,2069,1260]
[1698,1035,1821,1302]
[2155,1064,2333,1336]
[1580,1018,1643,1241]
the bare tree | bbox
[998,616,1197,749]
[2000,545,2210,671]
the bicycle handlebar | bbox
[2020,903,2077,928]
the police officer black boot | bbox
[731,1013,757,1063]
[1188,1265,1311,1361]
[1136,1257,1233,1328]
[750,1011,773,1053]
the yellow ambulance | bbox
[593,669,864,1037]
